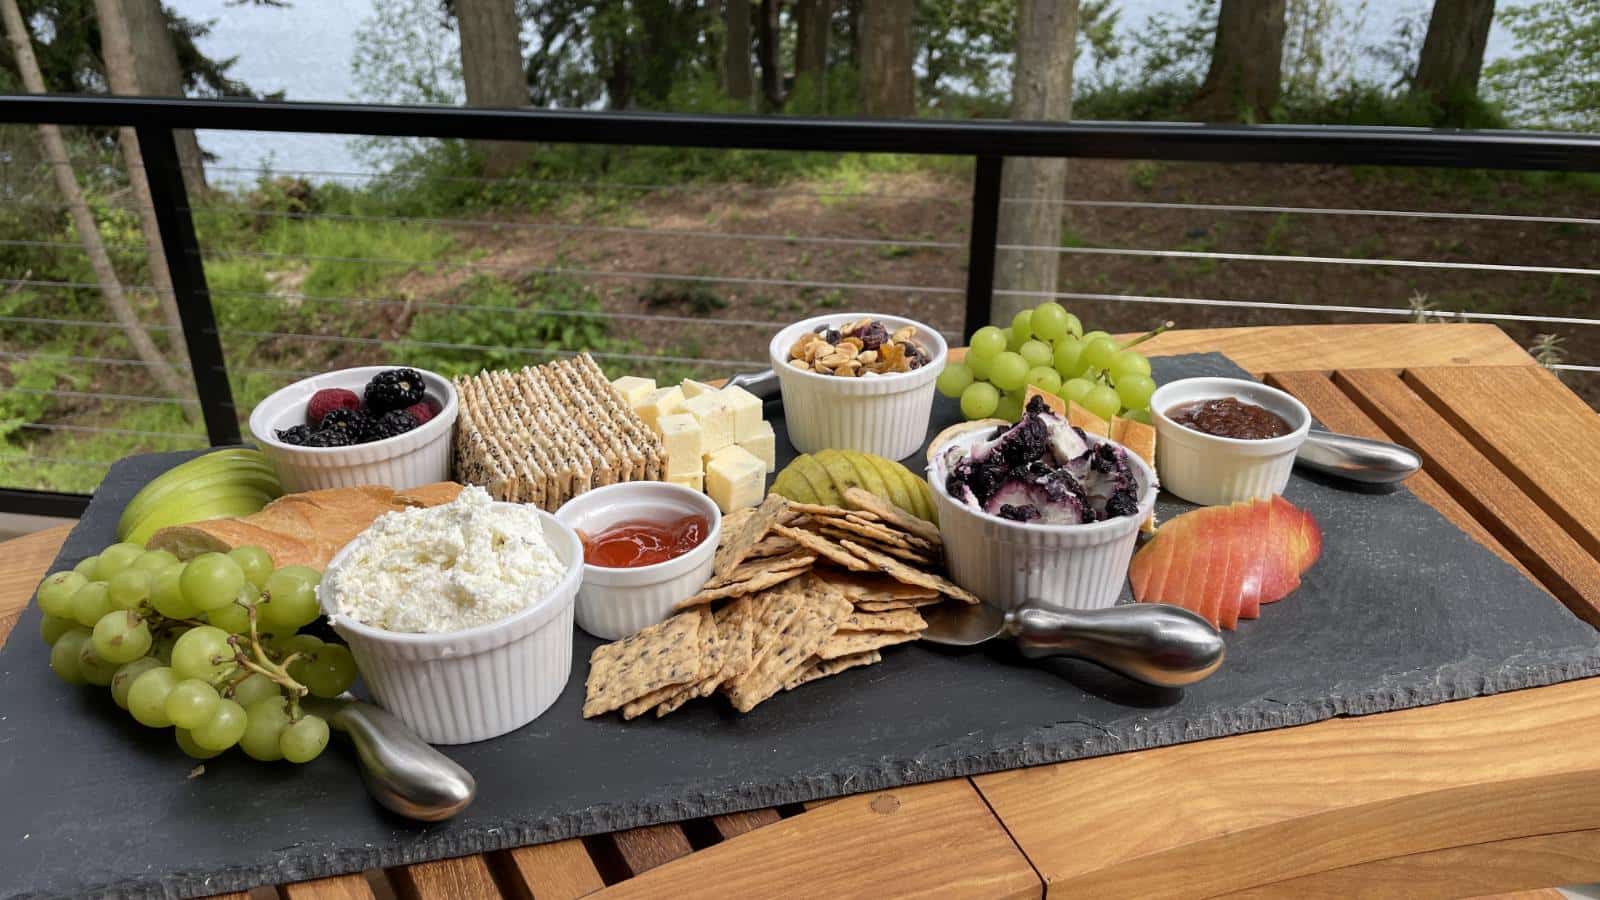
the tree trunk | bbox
[1188,0,1286,122]
[993,0,1079,324]
[1415,0,1495,125]
[724,0,754,104]
[795,0,830,107]
[0,0,190,403]
[858,0,914,117]
[120,0,205,197]
[455,0,528,177]
[755,0,785,110]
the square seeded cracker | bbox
[782,650,882,691]
[724,574,853,713]
[583,610,704,718]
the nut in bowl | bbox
[1150,377,1310,506]
[770,312,947,460]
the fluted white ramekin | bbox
[1150,377,1310,506]
[771,313,947,460]
[248,365,458,493]
[928,432,1158,612]
[320,506,582,744]
[555,482,721,640]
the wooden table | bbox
[3,324,1598,900]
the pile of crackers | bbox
[452,353,664,511]
[583,492,977,719]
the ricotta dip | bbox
[326,485,566,633]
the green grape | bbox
[1121,408,1153,425]
[261,566,323,631]
[1115,374,1158,411]
[72,556,99,579]
[171,625,236,682]
[1083,337,1119,372]
[191,698,248,752]
[228,546,274,590]
[994,392,1024,424]
[230,672,281,708]
[968,325,1006,360]
[127,666,180,727]
[111,657,162,710]
[206,589,257,635]
[1052,338,1087,379]
[180,553,246,613]
[240,697,290,762]
[1061,378,1095,405]
[1018,340,1053,369]
[966,350,993,380]
[76,642,119,686]
[1063,312,1083,339]
[935,362,975,399]
[1010,309,1033,343]
[49,628,91,684]
[92,610,152,664]
[132,549,180,572]
[40,614,75,646]
[36,570,87,618]
[959,382,1000,420]
[988,352,1029,392]
[1083,384,1121,421]
[273,632,324,659]
[1004,326,1025,352]
[108,569,153,612]
[176,729,225,760]
[1029,302,1069,341]
[70,582,113,628]
[280,714,330,764]
[151,563,198,619]
[1081,329,1111,345]
[1109,350,1152,381]
[166,679,222,730]
[300,643,358,699]
[1025,367,1062,395]
[92,542,145,582]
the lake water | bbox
[169,0,1511,182]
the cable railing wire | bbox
[18,422,206,443]
[3,386,198,407]
[221,328,767,369]
[995,243,1600,277]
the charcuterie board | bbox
[1,352,1595,900]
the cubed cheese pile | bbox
[612,375,775,513]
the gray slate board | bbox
[2,353,1597,899]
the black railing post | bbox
[964,155,1003,341]
[135,126,240,446]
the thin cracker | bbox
[773,524,873,572]
[782,650,881,690]
[839,608,927,633]
[674,562,813,609]
[838,539,980,604]
[583,611,703,718]
[816,629,919,660]
[841,486,942,545]
[713,493,789,579]
[724,575,852,712]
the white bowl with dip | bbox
[1151,377,1311,506]
[320,492,583,744]
[555,482,721,641]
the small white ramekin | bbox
[555,482,721,640]
[1150,377,1310,506]
[247,365,458,493]
[320,506,582,744]
[928,432,1158,612]
[770,312,947,460]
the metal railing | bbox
[1,94,1598,518]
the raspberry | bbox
[404,399,436,425]
[364,368,426,414]
[305,388,361,426]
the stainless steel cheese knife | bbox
[302,694,477,821]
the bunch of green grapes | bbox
[33,543,356,764]
[936,301,1164,424]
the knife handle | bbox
[1007,603,1225,688]
[304,694,477,822]
[1296,430,1421,484]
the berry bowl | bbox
[248,365,458,493]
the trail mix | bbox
[788,319,929,377]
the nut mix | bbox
[788,319,929,377]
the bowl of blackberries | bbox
[248,366,459,492]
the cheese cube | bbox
[611,375,657,407]
[680,378,719,399]
[721,385,765,441]
[667,471,704,492]
[705,445,766,513]
[736,419,776,473]
[680,392,734,452]
[633,386,684,431]
[657,413,704,478]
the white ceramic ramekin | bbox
[928,432,1158,612]
[770,312,947,460]
[1150,377,1310,506]
[247,365,458,493]
[319,506,582,744]
[555,482,721,640]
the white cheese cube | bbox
[721,385,765,441]
[633,386,684,431]
[657,413,704,478]
[705,445,766,513]
[680,392,734,452]
[667,471,704,492]
[736,419,776,473]
[680,378,719,399]
[611,375,657,407]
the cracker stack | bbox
[453,354,664,511]
[583,493,977,719]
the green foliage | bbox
[398,274,619,376]
[1486,0,1600,131]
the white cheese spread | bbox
[326,485,566,633]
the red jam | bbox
[580,514,709,568]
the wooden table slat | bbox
[1134,323,1532,373]
[708,808,782,841]
[388,856,502,900]
[281,873,379,900]
[0,523,72,626]
[495,840,605,900]
[608,823,694,876]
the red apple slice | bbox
[1235,499,1270,618]
[1210,504,1242,630]
[1260,496,1306,604]
[1129,528,1173,604]
[1182,510,1218,625]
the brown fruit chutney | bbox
[1165,397,1294,440]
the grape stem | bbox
[1119,320,1175,350]
[224,602,310,718]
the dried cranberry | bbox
[854,321,889,350]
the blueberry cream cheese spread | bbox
[940,395,1148,525]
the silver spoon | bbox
[301,694,476,821]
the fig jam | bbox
[580,514,709,568]
[1165,397,1293,440]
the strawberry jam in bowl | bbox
[555,482,721,640]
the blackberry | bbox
[318,408,374,441]
[303,428,356,448]
[275,424,314,446]
[370,409,420,441]
[1105,488,1140,519]
[997,504,1040,523]
[364,367,426,413]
